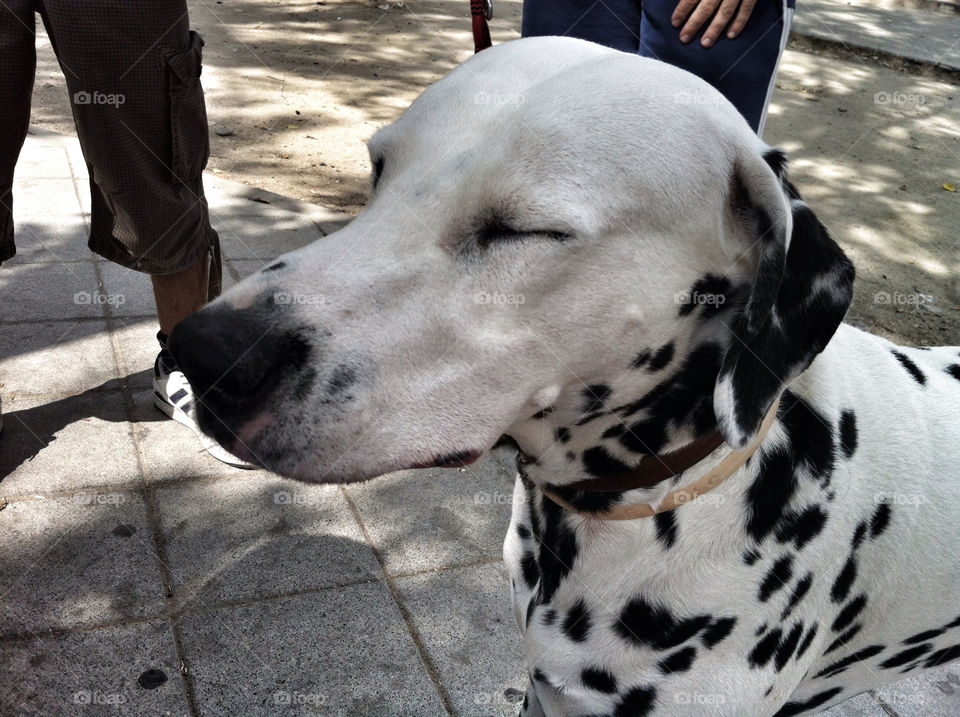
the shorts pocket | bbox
[167,30,210,182]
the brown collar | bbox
[540,396,781,520]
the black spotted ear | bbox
[714,148,855,448]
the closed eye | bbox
[475,221,574,249]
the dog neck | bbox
[504,334,734,513]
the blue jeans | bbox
[521,0,793,134]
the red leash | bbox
[471,0,492,52]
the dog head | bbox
[169,37,853,482]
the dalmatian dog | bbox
[169,37,960,717]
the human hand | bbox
[671,0,759,47]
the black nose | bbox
[168,303,311,434]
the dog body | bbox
[504,326,960,716]
[169,38,960,716]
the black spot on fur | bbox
[781,573,813,621]
[756,623,769,637]
[542,609,558,626]
[325,365,357,396]
[618,418,667,455]
[562,599,592,643]
[776,506,827,550]
[535,496,579,603]
[904,628,945,645]
[520,551,538,589]
[880,644,933,669]
[839,410,858,459]
[544,482,625,514]
[832,594,868,633]
[612,686,657,717]
[763,148,789,179]
[815,645,885,678]
[925,643,960,668]
[632,348,651,369]
[946,614,960,629]
[659,646,697,674]
[582,446,632,478]
[555,426,571,443]
[581,667,618,694]
[851,521,868,548]
[582,384,612,413]
[870,502,892,539]
[654,510,678,549]
[516,524,531,539]
[824,624,863,654]
[775,622,805,671]
[262,260,286,273]
[615,598,712,651]
[773,686,844,717]
[796,624,818,659]
[892,350,927,385]
[648,342,675,371]
[830,557,858,604]
[702,617,737,649]
[743,549,761,566]
[947,364,960,382]
[750,627,783,668]
[759,556,793,602]
[531,406,554,419]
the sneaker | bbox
[153,331,255,469]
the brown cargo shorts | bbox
[0,0,221,293]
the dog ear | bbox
[714,148,855,448]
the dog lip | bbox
[410,449,483,470]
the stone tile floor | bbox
[1,130,958,716]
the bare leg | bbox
[152,255,209,335]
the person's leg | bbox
[41,1,245,465]
[521,0,644,53]
[39,0,222,301]
[638,0,791,134]
[0,1,38,264]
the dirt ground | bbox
[26,0,960,346]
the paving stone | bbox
[6,220,94,264]
[111,316,163,390]
[95,261,158,319]
[0,493,167,637]
[0,391,141,498]
[0,620,188,717]
[12,178,84,218]
[874,662,960,717]
[395,562,526,716]
[177,582,446,716]
[215,212,323,261]
[128,387,256,482]
[156,475,379,608]
[344,446,517,575]
[0,319,119,396]
[818,691,890,716]
[0,260,102,322]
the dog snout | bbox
[168,303,311,431]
